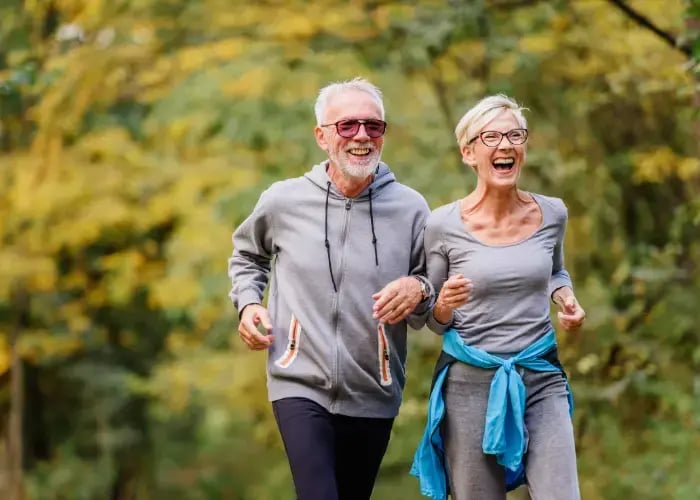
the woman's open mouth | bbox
[492,158,515,171]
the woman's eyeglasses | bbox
[320,119,387,138]
[468,128,528,147]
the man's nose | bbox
[353,123,371,141]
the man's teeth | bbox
[349,148,370,155]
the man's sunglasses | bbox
[320,119,387,138]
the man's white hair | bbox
[314,77,385,125]
[455,94,528,148]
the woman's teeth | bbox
[492,158,514,170]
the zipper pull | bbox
[345,199,352,210]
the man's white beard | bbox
[333,148,382,180]
[340,160,378,179]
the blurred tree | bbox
[0,0,697,499]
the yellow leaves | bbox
[136,57,175,102]
[432,53,461,85]
[148,362,193,413]
[31,43,156,148]
[0,251,56,299]
[528,1,690,95]
[492,53,517,78]
[167,117,197,143]
[519,34,556,55]
[677,157,700,180]
[577,353,600,375]
[19,329,83,364]
[144,347,267,414]
[166,330,199,355]
[150,274,200,310]
[372,4,416,31]
[169,208,232,263]
[549,13,571,33]
[565,213,593,259]
[263,12,316,39]
[176,38,247,73]
[75,128,141,163]
[315,7,377,42]
[150,204,232,312]
[632,147,700,183]
[451,39,485,64]
[47,196,132,250]
[0,335,10,376]
[221,67,272,98]
[213,4,376,42]
[100,250,148,305]
[130,23,155,46]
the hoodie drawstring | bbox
[325,182,338,292]
[324,182,379,293]
[368,188,378,266]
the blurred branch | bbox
[427,71,455,136]
[487,0,542,8]
[606,0,692,56]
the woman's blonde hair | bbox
[454,94,528,148]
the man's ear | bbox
[314,126,328,151]
[461,144,476,167]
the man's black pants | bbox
[272,397,394,500]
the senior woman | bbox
[411,94,585,500]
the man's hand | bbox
[553,287,586,333]
[372,277,422,325]
[238,304,274,350]
[433,274,471,324]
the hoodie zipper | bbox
[329,197,353,412]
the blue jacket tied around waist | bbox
[410,328,574,499]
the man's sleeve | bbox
[406,202,436,330]
[228,189,275,317]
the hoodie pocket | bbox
[274,315,301,369]
[377,324,392,386]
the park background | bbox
[1,0,699,498]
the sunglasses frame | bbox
[320,119,387,138]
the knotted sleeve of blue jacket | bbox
[410,328,574,499]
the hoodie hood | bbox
[304,160,396,199]
[304,160,395,293]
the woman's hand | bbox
[553,287,586,333]
[433,274,472,324]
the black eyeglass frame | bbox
[467,128,529,147]
[319,119,388,138]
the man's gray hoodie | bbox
[228,161,432,418]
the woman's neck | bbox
[462,184,528,221]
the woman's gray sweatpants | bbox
[442,363,580,500]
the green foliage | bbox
[0,0,698,498]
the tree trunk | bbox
[8,287,27,500]
[688,14,700,156]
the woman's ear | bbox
[461,144,476,167]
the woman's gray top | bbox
[424,193,572,354]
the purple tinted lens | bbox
[336,120,360,137]
[364,120,386,138]
[336,120,386,138]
